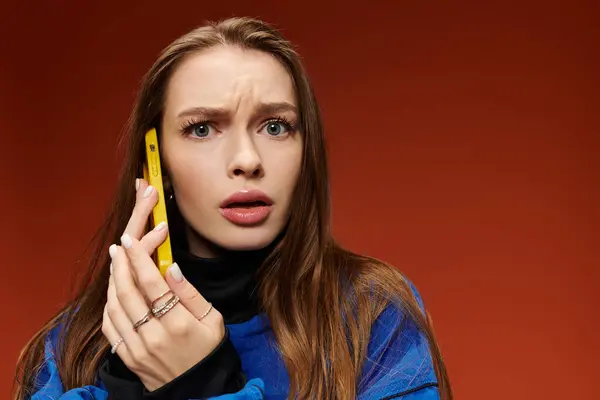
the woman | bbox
[14,17,452,400]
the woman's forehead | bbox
[164,46,296,119]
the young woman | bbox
[14,17,452,400]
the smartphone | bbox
[143,128,173,276]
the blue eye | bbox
[181,120,215,139]
[192,123,211,137]
[266,122,284,136]
[262,119,294,137]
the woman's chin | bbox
[205,226,282,252]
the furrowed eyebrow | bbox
[176,106,229,120]
[176,102,298,120]
[254,102,298,116]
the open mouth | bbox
[225,201,269,208]
[219,197,273,226]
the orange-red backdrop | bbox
[2,1,599,399]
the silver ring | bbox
[198,303,213,321]
[111,337,124,354]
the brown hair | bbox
[13,17,452,400]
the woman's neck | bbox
[183,224,228,258]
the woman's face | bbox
[161,45,302,257]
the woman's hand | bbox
[101,179,225,391]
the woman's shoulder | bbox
[342,250,428,314]
[361,283,439,398]
[342,252,440,397]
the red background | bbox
[2,1,598,399]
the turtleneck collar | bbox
[168,202,277,324]
[172,244,273,324]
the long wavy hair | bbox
[13,17,452,400]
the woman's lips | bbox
[219,204,272,226]
[219,189,273,226]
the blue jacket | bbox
[28,293,440,399]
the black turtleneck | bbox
[171,223,276,325]
[98,205,277,399]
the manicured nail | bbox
[109,244,118,259]
[121,234,133,249]
[143,186,154,198]
[168,263,184,283]
[154,221,167,231]
[135,178,140,191]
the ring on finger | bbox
[132,310,153,332]
[152,293,180,318]
[150,289,174,309]
[111,337,124,354]
[198,302,213,321]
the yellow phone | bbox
[143,128,173,276]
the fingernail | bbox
[121,234,133,249]
[135,178,140,191]
[168,263,184,283]
[110,263,113,274]
[109,244,118,259]
[154,221,167,231]
[143,186,154,198]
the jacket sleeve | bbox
[99,328,264,399]
[357,282,440,400]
